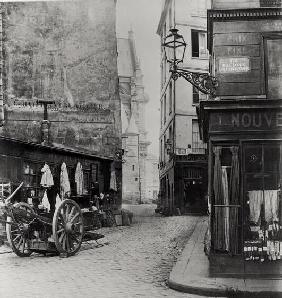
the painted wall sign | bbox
[260,0,282,7]
[218,57,250,73]
[210,111,282,131]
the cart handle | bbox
[5,182,24,205]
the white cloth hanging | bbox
[55,194,62,210]
[248,190,263,224]
[60,162,71,199]
[221,166,229,252]
[110,169,117,191]
[75,162,84,195]
[264,190,279,223]
[40,163,54,188]
[42,190,50,212]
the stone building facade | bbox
[0,0,122,194]
[157,0,210,214]
[117,30,153,204]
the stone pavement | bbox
[0,215,210,298]
[169,217,282,297]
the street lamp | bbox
[162,28,218,97]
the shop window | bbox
[243,143,281,262]
[265,37,282,99]
[191,30,208,58]
[212,146,241,255]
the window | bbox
[192,120,206,154]
[169,82,172,113]
[193,85,207,104]
[191,30,208,58]
[192,86,199,104]
[265,37,282,99]
[132,165,135,171]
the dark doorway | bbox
[183,179,206,214]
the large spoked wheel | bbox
[6,203,34,257]
[53,199,84,256]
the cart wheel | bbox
[53,199,84,256]
[6,203,34,257]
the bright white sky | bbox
[116,0,162,156]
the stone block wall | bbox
[2,0,121,158]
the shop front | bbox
[0,136,121,210]
[199,99,282,277]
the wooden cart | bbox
[1,183,104,257]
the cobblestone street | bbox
[0,215,206,298]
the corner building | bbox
[199,0,282,277]
[157,0,210,215]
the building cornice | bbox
[208,7,282,51]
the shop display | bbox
[244,189,282,262]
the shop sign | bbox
[260,0,282,7]
[210,111,282,131]
[218,57,250,73]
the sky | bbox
[116,0,162,156]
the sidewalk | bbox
[168,216,282,297]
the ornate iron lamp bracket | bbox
[170,66,218,97]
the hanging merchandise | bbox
[40,163,54,188]
[55,194,62,210]
[245,189,282,262]
[248,190,263,224]
[41,190,50,212]
[264,190,279,224]
[110,164,117,192]
[75,162,84,195]
[222,166,230,252]
[60,162,71,199]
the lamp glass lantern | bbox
[162,28,186,66]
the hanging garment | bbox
[213,147,224,251]
[75,162,84,195]
[110,170,117,191]
[264,190,279,223]
[55,194,62,210]
[60,162,71,199]
[40,163,54,188]
[41,190,50,212]
[213,147,224,205]
[229,147,239,205]
[222,166,230,252]
[248,190,263,224]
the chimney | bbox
[38,100,55,145]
